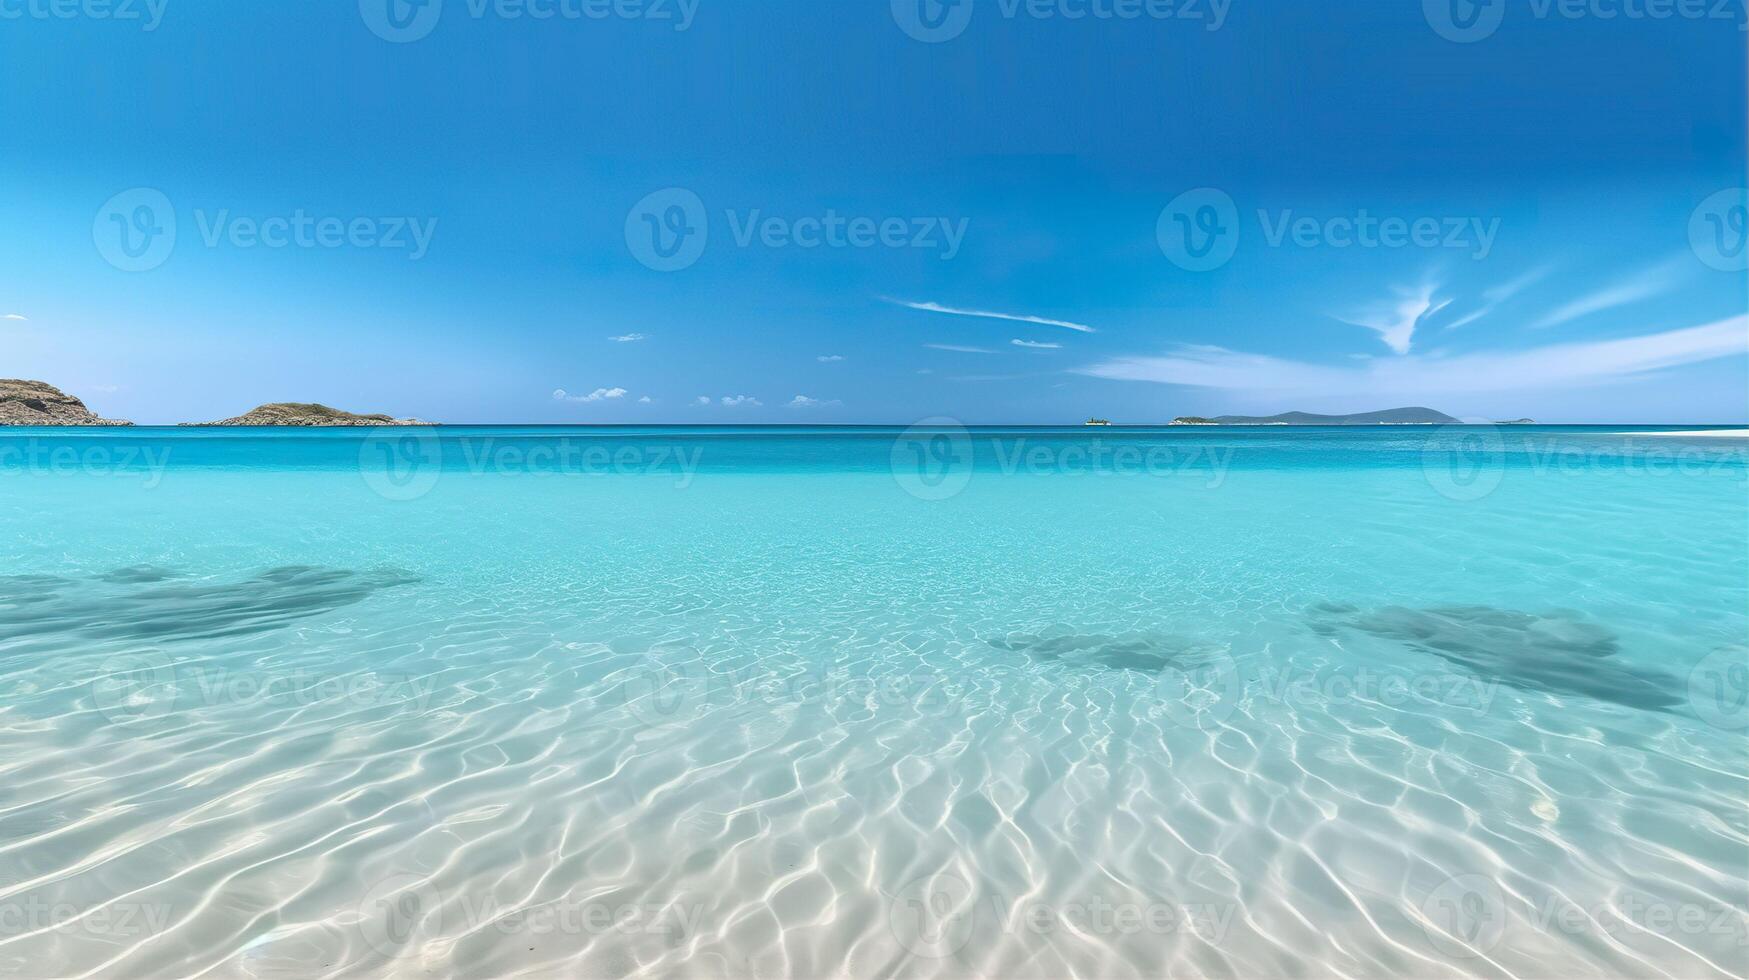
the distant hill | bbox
[184,402,431,426]
[1171,407,1461,426]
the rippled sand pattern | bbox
[0,428,1744,978]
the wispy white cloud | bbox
[786,394,842,409]
[1419,264,1552,332]
[1484,265,1553,304]
[1012,339,1062,350]
[1337,281,1440,354]
[1530,254,1689,330]
[888,299,1094,333]
[694,396,712,406]
[924,343,998,354]
[720,395,762,407]
[3,313,26,321]
[1078,315,1747,398]
[554,387,628,403]
[608,333,647,343]
[817,354,845,363]
[638,396,654,404]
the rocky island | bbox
[185,403,431,426]
[0,380,132,425]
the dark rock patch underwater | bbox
[1310,603,1683,712]
[0,565,419,643]
[989,630,1222,673]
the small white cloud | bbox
[609,333,647,343]
[924,343,997,354]
[1338,280,1441,354]
[694,396,712,406]
[554,387,628,403]
[3,313,26,321]
[889,299,1095,333]
[817,354,845,363]
[1012,339,1062,349]
[721,395,762,407]
[786,395,842,409]
[638,396,654,404]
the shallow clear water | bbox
[1,425,1745,978]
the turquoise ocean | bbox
[0,425,1745,978]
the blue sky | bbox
[1,0,1744,423]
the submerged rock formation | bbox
[0,380,132,425]
[185,402,430,426]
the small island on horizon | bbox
[1169,408,1471,426]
